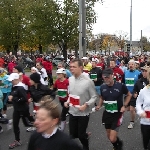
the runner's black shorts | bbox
[102,110,123,131]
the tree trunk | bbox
[6,45,11,54]
[39,44,42,54]
[13,44,18,55]
[62,43,67,62]
[30,49,33,56]
[74,46,78,58]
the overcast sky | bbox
[93,0,150,41]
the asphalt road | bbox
[0,100,144,150]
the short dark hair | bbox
[71,58,83,67]
[110,58,116,62]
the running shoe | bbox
[113,140,123,150]
[2,114,7,118]
[26,127,36,132]
[9,140,21,149]
[7,119,13,130]
[117,140,123,150]
[128,122,134,129]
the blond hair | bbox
[40,96,60,124]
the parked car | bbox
[52,56,64,66]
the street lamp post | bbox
[79,0,86,58]
[124,41,127,52]
[130,0,132,53]
[108,42,110,55]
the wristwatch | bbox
[123,105,128,108]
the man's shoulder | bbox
[135,70,141,74]
[13,85,25,91]
[101,82,123,88]
[69,76,74,80]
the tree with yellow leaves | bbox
[102,34,115,55]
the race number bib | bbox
[69,94,80,106]
[104,101,118,113]
[90,74,97,80]
[144,106,150,118]
[58,89,67,98]
[125,78,134,86]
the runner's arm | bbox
[96,96,104,110]
[85,80,97,106]
[133,81,138,98]
[123,91,132,107]
[122,84,132,107]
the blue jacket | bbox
[66,69,72,78]
[0,75,12,93]
[124,70,141,94]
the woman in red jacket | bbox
[53,68,69,131]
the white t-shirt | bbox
[40,68,48,85]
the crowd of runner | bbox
[0,52,150,150]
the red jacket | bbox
[53,79,69,101]
[42,61,53,74]
[0,58,4,68]
[112,67,124,82]
[22,74,30,99]
[36,58,43,63]
[97,62,105,70]
[8,61,17,74]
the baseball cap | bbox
[128,59,135,64]
[56,68,66,74]
[92,58,99,63]
[135,61,140,64]
[102,68,113,77]
[82,57,88,60]
[7,73,19,81]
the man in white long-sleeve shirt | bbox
[65,58,97,150]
